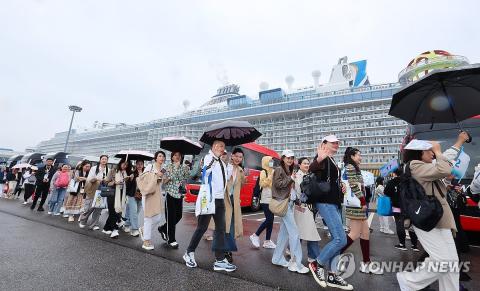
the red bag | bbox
[2,184,8,194]
[55,172,70,188]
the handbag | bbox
[301,159,332,203]
[377,195,392,216]
[92,190,107,208]
[195,167,215,216]
[99,185,115,197]
[269,197,289,217]
[446,188,467,211]
[343,181,361,208]
[67,179,79,194]
[178,181,187,195]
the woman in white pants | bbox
[397,140,459,291]
[140,151,166,250]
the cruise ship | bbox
[36,56,407,171]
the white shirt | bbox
[87,165,109,182]
[203,150,228,199]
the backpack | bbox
[55,172,70,188]
[398,162,444,232]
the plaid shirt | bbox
[164,163,190,199]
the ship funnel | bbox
[285,75,294,92]
[312,70,321,88]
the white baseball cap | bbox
[281,149,295,158]
[322,134,340,143]
[404,139,433,151]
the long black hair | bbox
[280,155,294,175]
[343,147,361,172]
[78,160,91,177]
[170,151,184,165]
[95,154,109,175]
[402,150,423,164]
[117,159,132,175]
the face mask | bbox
[268,161,274,167]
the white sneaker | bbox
[396,272,414,291]
[249,234,260,248]
[130,230,140,237]
[110,230,119,238]
[22,201,28,205]
[288,263,309,274]
[359,262,383,275]
[142,243,154,250]
[68,216,74,222]
[183,252,197,268]
[79,223,86,229]
[123,226,131,233]
[93,226,100,231]
[102,230,112,235]
[263,240,276,249]
[384,229,395,235]
[54,213,61,216]
[47,212,53,215]
[63,214,69,218]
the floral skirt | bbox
[64,193,84,215]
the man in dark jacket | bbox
[31,158,55,211]
[384,168,418,251]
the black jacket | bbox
[309,156,342,207]
[35,165,56,187]
[384,177,401,208]
[126,170,141,197]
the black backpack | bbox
[399,162,444,232]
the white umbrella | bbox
[12,163,32,169]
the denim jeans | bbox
[316,203,347,271]
[125,197,142,230]
[255,203,274,240]
[307,240,321,259]
[272,201,303,269]
[49,188,66,214]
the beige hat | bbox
[322,134,340,143]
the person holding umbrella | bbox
[158,151,190,248]
[183,140,236,272]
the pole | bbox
[64,111,76,152]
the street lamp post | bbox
[64,105,82,153]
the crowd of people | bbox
[0,132,479,291]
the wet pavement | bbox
[0,198,478,291]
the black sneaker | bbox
[411,246,420,252]
[308,261,327,288]
[326,273,353,290]
[37,207,45,212]
[395,244,408,251]
[157,226,167,241]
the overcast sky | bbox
[1,0,479,151]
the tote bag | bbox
[195,167,215,217]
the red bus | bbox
[402,116,480,234]
[184,143,280,211]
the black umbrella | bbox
[114,150,154,161]
[160,136,203,155]
[389,64,480,128]
[200,120,262,146]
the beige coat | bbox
[409,153,457,233]
[225,166,246,239]
[142,164,164,218]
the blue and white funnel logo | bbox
[332,253,356,279]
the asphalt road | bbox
[0,198,478,291]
